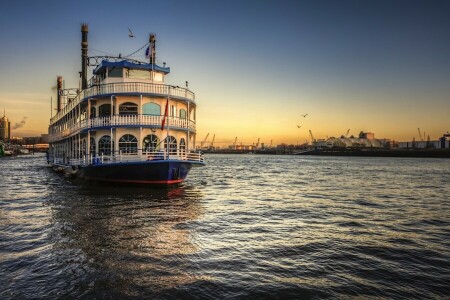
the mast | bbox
[149,34,156,65]
[57,76,62,111]
[81,23,88,90]
[149,33,156,82]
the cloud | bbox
[12,117,27,129]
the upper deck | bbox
[50,81,195,125]
[51,57,195,125]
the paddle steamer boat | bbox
[47,24,204,184]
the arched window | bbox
[143,134,159,152]
[119,134,138,154]
[90,137,96,156]
[164,136,177,152]
[90,107,96,119]
[142,102,161,115]
[179,109,187,119]
[98,135,114,155]
[119,102,138,115]
[180,138,186,154]
[99,104,114,117]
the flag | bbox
[145,46,149,59]
[161,98,169,130]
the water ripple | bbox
[0,154,449,298]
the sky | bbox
[0,0,449,146]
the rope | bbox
[124,42,149,58]
[90,47,115,56]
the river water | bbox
[1,153,449,299]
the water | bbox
[1,153,449,299]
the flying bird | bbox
[297,125,302,128]
[128,28,135,38]
[301,114,309,118]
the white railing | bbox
[50,150,204,167]
[51,82,195,124]
[49,115,196,142]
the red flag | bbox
[161,98,169,130]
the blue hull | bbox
[79,160,202,184]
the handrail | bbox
[50,149,204,166]
[49,114,196,142]
[50,82,195,125]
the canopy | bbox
[93,60,170,75]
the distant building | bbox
[22,134,50,145]
[0,111,11,140]
[398,133,450,149]
[359,131,375,140]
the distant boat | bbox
[292,148,315,155]
[19,148,30,154]
[47,25,205,184]
[3,150,13,156]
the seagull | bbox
[301,114,309,118]
[128,28,135,38]
[297,125,302,128]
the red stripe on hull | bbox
[84,177,184,184]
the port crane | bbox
[209,134,215,149]
[418,128,424,141]
[200,133,209,148]
[345,129,350,137]
[255,138,260,149]
[309,130,315,143]
[232,137,237,149]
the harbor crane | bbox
[232,137,237,149]
[309,130,315,143]
[418,128,424,141]
[345,129,350,137]
[210,134,215,149]
[200,133,209,148]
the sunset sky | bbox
[0,0,449,146]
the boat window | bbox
[90,137,96,156]
[99,104,114,117]
[90,107,96,118]
[143,134,159,152]
[81,109,87,121]
[108,67,123,78]
[164,136,177,152]
[180,138,186,154]
[82,140,86,156]
[119,102,138,115]
[179,109,187,119]
[142,103,161,115]
[99,135,114,155]
[119,134,138,154]
[153,72,163,81]
[129,69,151,79]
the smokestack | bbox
[57,76,63,111]
[149,34,156,64]
[81,23,88,90]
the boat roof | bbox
[93,60,170,75]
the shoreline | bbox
[202,148,450,158]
